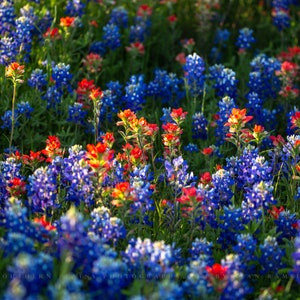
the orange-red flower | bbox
[5,62,25,84]
[60,16,75,27]
[86,142,114,170]
[291,111,300,129]
[33,215,56,231]
[225,108,253,127]
[202,147,214,156]
[41,135,63,162]
[111,182,134,207]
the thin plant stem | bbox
[9,82,17,152]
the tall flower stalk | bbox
[5,62,25,151]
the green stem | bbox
[9,82,17,152]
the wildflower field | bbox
[1,0,300,299]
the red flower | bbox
[43,27,60,39]
[291,111,300,129]
[269,205,285,219]
[137,4,152,17]
[76,78,96,96]
[269,134,285,147]
[202,147,214,156]
[206,263,227,280]
[33,215,56,231]
[200,172,212,186]
[126,42,145,55]
[175,52,186,65]
[168,14,178,23]
[7,177,26,197]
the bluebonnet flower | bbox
[0,204,50,242]
[0,0,16,36]
[35,9,53,38]
[209,64,238,99]
[89,206,126,245]
[1,110,18,130]
[248,53,281,100]
[16,101,34,118]
[56,206,118,275]
[20,4,37,25]
[182,256,212,298]
[90,255,130,299]
[51,62,73,92]
[225,146,273,190]
[184,53,206,97]
[236,28,256,51]
[215,96,237,145]
[184,143,199,153]
[0,158,23,205]
[209,47,223,63]
[129,16,151,42]
[218,206,245,249]
[62,153,95,206]
[220,254,253,299]
[242,181,277,222]
[214,28,230,45]
[1,232,36,257]
[102,23,121,50]
[290,221,300,283]
[65,0,86,17]
[100,80,123,121]
[28,68,48,91]
[0,36,18,66]
[274,210,298,242]
[14,16,35,62]
[164,156,195,194]
[233,233,257,274]
[271,0,293,31]
[5,252,53,297]
[43,86,64,109]
[206,168,234,210]
[48,274,85,300]
[67,102,87,126]
[192,112,208,140]
[149,280,184,300]
[122,238,177,281]
[188,237,214,265]
[160,107,173,124]
[109,6,129,28]
[259,236,285,275]
[246,92,262,117]
[129,165,155,218]
[123,74,147,111]
[27,157,62,213]
[89,41,107,56]
[147,69,185,106]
